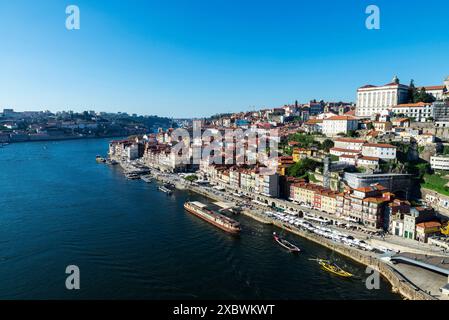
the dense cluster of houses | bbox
[106,75,449,241]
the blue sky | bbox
[0,0,448,118]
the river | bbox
[0,138,400,299]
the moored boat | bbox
[158,185,172,194]
[313,259,353,278]
[184,201,241,234]
[96,155,106,163]
[273,232,300,253]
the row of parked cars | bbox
[264,211,381,252]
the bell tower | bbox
[445,76,449,91]
[392,75,400,84]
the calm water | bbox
[0,139,400,299]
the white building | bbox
[361,143,397,160]
[322,116,358,137]
[126,144,139,161]
[422,85,447,101]
[430,155,449,171]
[255,173,279,197]
[333,138,365,151]
[391,102,433,122]
[339,154,379,168]
[356,76,409,118]
[330,147,360,157]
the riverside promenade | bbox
[111,159,441,300]
[148,170,438,300]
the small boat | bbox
[96,155,106,163]
[141,175,152,183]
[158,185,172,195]
[273,232,300,253]
[313,259,353,278]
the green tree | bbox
[414,87,436,103]
[321,139,334,152]
[408,79,417,103]
[287,158,321,178]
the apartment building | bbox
[322,116,359,137]
[430,155,449,170]
[361,143,396,160]
[391,102,433,122]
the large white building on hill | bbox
[356,76,409,118]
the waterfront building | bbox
[416,221,442,243]
[403,207,437,240]
[361,143,396,160]
[289,182,339,215]
[229,168,241,189]
[255,172,280,197]
[343,184,392,229]
[387,199,411,236]
[279,176,304,199]
[356,76,409,118]
[322,116,359,137]
[391,102,433,122]
[430,155,449,170]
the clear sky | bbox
[0,0,448,118]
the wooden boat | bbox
[273,232,300,253]
[312,259,353,277]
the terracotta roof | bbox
[354,184,387,193]
[360,156,380,161]
[325,116,358,121]
[416,221,441,229]
[392,102,432,108]
[363,197,388,204]
[330,147,361,154]
[344,110,356,116]
[363,143,396,148]
[334,138,366,143]
[340,154,357,159]
[422,85,445,91]
[305,119,323,125]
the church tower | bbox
[445,76,449,91]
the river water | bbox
[0,138,400,299]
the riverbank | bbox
[110,159,434,300]
[2,134,127,145]
[245,210,434,300]
[152,172,435,300]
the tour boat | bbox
[184,201,241,234]
[273,232,300,253]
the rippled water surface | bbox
[0,139,400,299]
